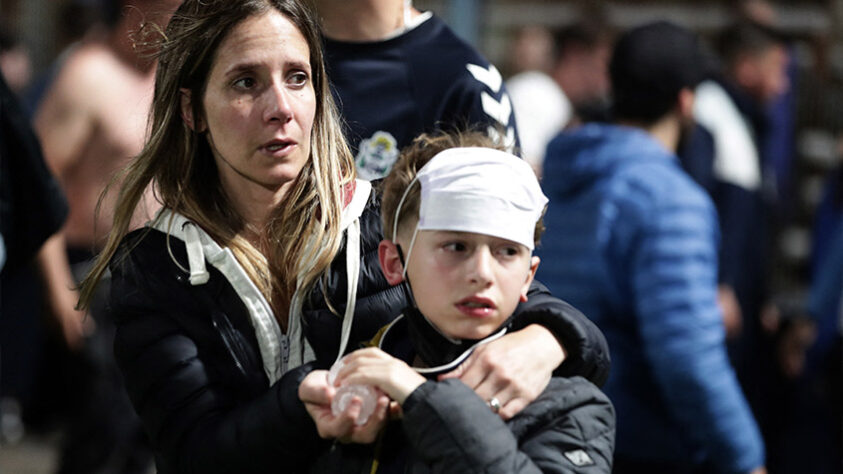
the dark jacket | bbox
[538,124,764,473]
[0,72,67,273]
[310,315,615,474]
[402,377,613,474]
[110,227,323,474]
[110,185,609,473]
[313,378,614,474]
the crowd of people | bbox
[0,0,840,473]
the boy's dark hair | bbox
[610,21,705,125]
[381,130,545,246]
[717,21,785,68]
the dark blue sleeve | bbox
[811,172,843,275]
[677,122,717,194]
[0,72,68,272]
[808,224,843,364]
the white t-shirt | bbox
[693,80,762,191]
[506,71,571,171]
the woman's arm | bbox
[438,283,610,419]
[513,280,610,385]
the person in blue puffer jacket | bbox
[537,22,765,474]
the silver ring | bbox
[488,397,501,414]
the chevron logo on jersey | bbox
[467,63,516,153]
[466,63,503,93]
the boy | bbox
[311,131,615,473]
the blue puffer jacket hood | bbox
[544,123,673,197]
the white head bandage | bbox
[393,147,548,278]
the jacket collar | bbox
[377,308,509,377]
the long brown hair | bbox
[79,0,355,328]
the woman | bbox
[79,1,608,472]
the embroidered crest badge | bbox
[355,131,399,180]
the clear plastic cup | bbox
[327,358,377,426]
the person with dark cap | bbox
[537,21,766,474]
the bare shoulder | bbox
[38,40,153,129]
[34,40,153,173]
[36,42,114,120]
[53,42,125,96]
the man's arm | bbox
[37,234,91,349]
[632,190,764,474]
[32,50,99,349]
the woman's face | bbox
[194,9,316,205]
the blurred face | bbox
[581,44,612,103]
[738,45,789,104]
[756,45,789,103]
[191,10,316,204]
[403,230,538,340]
[556,44,611,108]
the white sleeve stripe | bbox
[466,63,503,93]
[480,91,512,126]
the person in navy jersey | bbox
[315,0,519,179]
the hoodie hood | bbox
[543,123,674,197]
[149,179,373,383]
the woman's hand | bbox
[439,324,564,420]
[298,369,390,444]
[334,348,426,404]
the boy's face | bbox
[380,230,539,340]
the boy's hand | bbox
[439,324,564,420]
[298,369,389,444]
[335,348,426,404]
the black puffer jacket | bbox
[403,377,614,473]
[110,186,609,474]
[311,377,615,474]
[311,313,615,474]
[110,228,325,474]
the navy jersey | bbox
[324,13,519,179]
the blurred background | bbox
[1,0,841,473]
[6,0,842,314]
